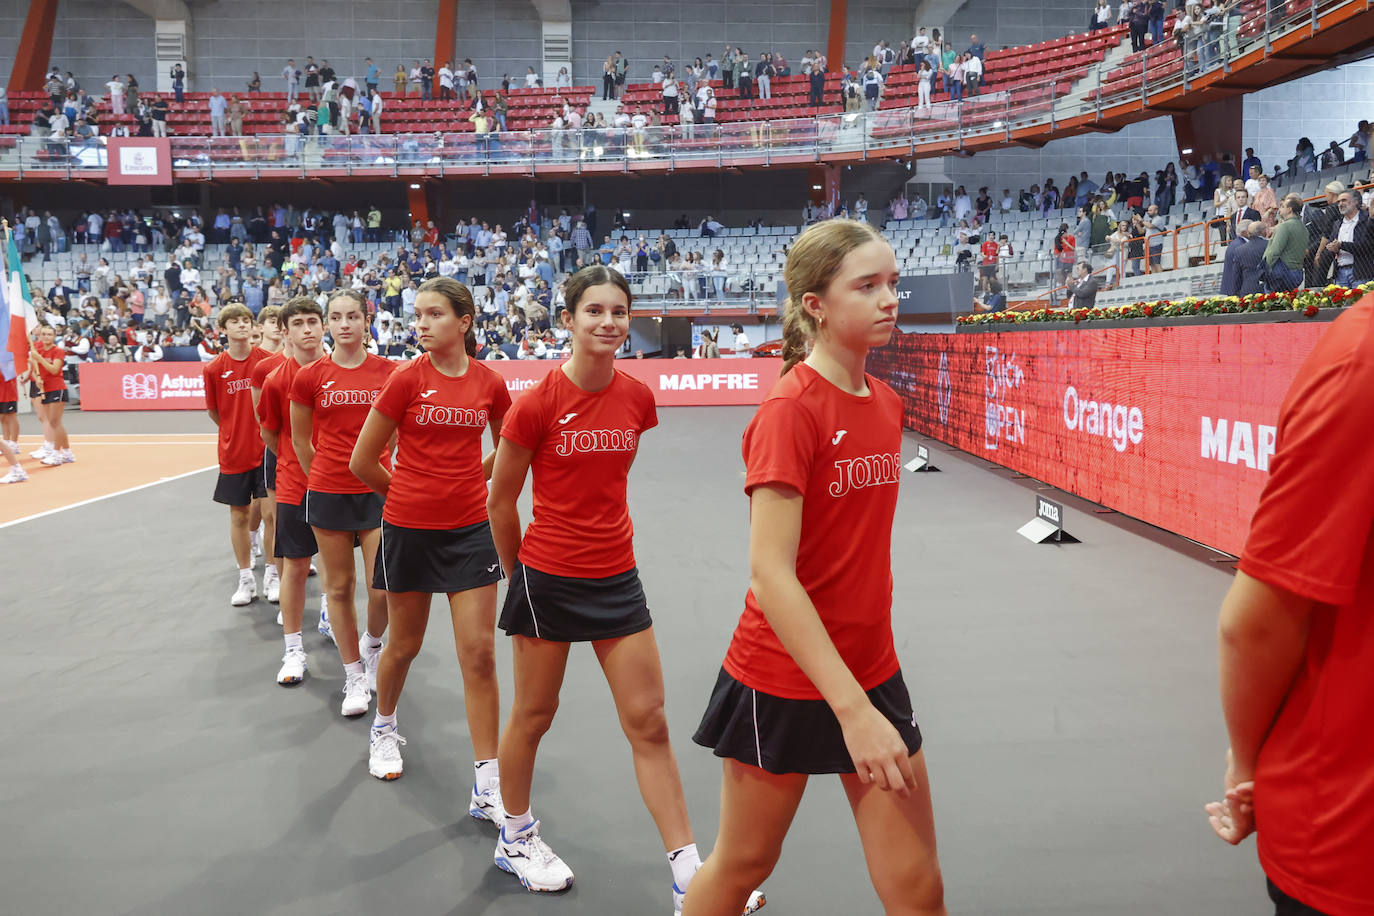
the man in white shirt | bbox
[369,90,383,134]
[963,53,983,95]
[282,60,299,103]
[1328,189,1363,287]
[209,90,227,137]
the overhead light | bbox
[408,183,421,189]
[811,184,822,190]
[1180,147,1193,155]
[991,120,1004,128]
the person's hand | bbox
[839,703,916,796]
[1205,748,1256,845]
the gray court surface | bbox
[1,406,1264,915]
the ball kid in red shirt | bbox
[349,278,511,792]
[685,221,944,916]
[289,289,395,718]
[203,304,270,606]
[258,297,325,687]
[249,304,288,601]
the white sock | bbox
[504,807,534,834]
[373,711,396,730]
[344,660,364,677]
[284,631,303,651]
[265,563,278,578]
[363,631,383,648]
[239,567,254,581]
[668,843,702,890]
[474,758,499,791]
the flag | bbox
[4,233,37,378]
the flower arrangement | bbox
[958,283,1372,326]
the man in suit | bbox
[1230,188,1261,243]
[1068,261,1100,309]
[1221,221,1265,296]
[1323,188,1374,286]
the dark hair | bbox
[279,296,323,325]
[563,264,632,315]
[416,276,478,357]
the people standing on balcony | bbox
[305,57,321,102]
[393,64,406,97]
[662,72,679,115]
[915,61,933,114]
[1262,194,1306,290]
[738,52,754,101]
[947,54,964,102]
[439,62,454,101]
[1213,174,1236,242]
[171,63,185,103]
[963,52,983,97]
[720,46,735,89]
[615,51,629,94]
[602,56,617,101]
[1125,0,1145,52]
[1092,0,1113,31]
[757,54,775,101]
[105,75,125,115]
[808,58,827,107]
[150,96,169,137]
[208,89,227,137]
[420,60,435,100]
[862,62,883,111]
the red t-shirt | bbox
[1238,298,1374,914]
[372,354,512,529]
[289,353,395,494]
[35,344,67,392]
[204,346,269,474]
[722,362,904,700]
[500,367,657,578]
[251,350,287,397]
[980,239,1000,265]
[0,374,18,402]
[259,358,306,505]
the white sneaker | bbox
[368,723,406,780]
[495,820,575,892]
[40,453,63,467]
[231,576,257,607]
[469,780,505,825]
[359,636,382,692]
[264,568,281,603]
[0,465,27,484]
[29,445,51,460]
[276,609,283,626]
[672,871,766,915]
[308,563,318,577]
[318,599,335,644]
[58,449,74,464]
[277,647,307,685]
[341,670,371,717]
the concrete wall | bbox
[0,0,155,92]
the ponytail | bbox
[778,219,886,376]
[417,276,480,357]
[779,296,813,376]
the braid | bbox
[780,296,814,375]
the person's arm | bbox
[748,483,915,795]
[486,439,533,574]
[290,402,316,476]
[349,407,399,498]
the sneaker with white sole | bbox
[495,820,574,892]
[231,576,257,607]
[40,453,63,467]
[277,647,307,685]
[341,670,371,717]
[672,875,766,915]
[368,723,405,780]
[359,636,382,692]
[318,601,335,644]
[264,568,281,603]
[276,609,283,626]
[29,445,52,460]
[0,466,27,484]
[308,563,318,577]
[469,780,505,825]
[58,449,74,464]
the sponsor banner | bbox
[80,358,783,412]
[491,358,782,406]
[868,324,1328,555]
[79,363,207,410]
[106,137,173,186]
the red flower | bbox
[1304,304,1319,317]
[1143,304,1154,317]
[1192,302,1201,311]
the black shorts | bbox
[693,668,923,776]
[0,401,15,414]
[28,380,40,399]
[374,518,504,594]
[979,264,997,277]
[263,448,277,492]
[275,499,319,559]
[213,465,267,506]
[1267,878,1330,915]
[305,489,383,531]
[41,388,67,404]
[498,561,652,642]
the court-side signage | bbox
[79,358,784,411]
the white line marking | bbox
[0,465,218,529]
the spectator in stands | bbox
[1320,140,1345,170]
[738,52,754,101]
[1229,188,1260,243]
[1304,181,1343,285]
[207,90,227,137]
[963,52,984,97]
[150,96,169,137]
[916,61,934,114]
[1346,120,1370,162]
[757,53,775,101]
[1252,172,1277,229]
[947,53,964,102]
[1067,261,1100,308]
[1054,222,1079,285]
[979,233,1000,294]
[662,72,680,115]
[1213,174,1236,241]
[1126,0,1148,52]
[1262,194,1306,291]
[1092,0,1113,31]
[170,63,185,103]
[1324,189,1372,287]
[602,56,617,101]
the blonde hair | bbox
[779,220,887,375]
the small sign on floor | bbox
[1018,495,1079,544]
[904,444,941,473]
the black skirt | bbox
[374,518,504,594]
[275,499,318,559]
[304,490,383,531]
[693,667,923,776]
[213,465,266,507]
[498,561,652,642]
